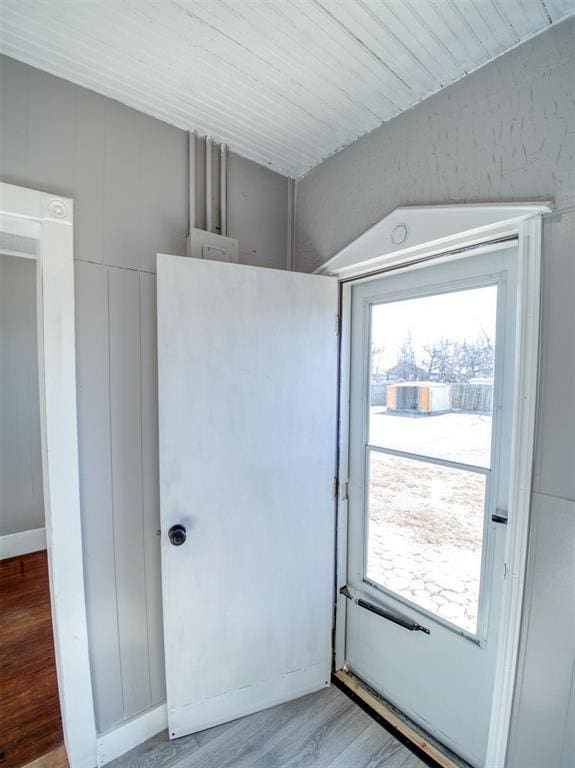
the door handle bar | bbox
[340,585,430,635]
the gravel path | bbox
[366,426,487,635]
[367,525,481,632]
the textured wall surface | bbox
[294,18,575,768]
[0,252,44,537]
[0,53,288,734]
[295,18,574,272]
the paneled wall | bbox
[74,263,166,727]
[294,18,574,768]
[0,253,44,537]
[0,53,288,733]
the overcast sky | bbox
[371,284,498,371]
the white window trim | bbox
[0,182,97,768]
[326,203,549,768]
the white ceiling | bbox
[1,1,574,177]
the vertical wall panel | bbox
[140,273,166,704]
[561,664,575,768]
[103,104,143,270]
[0,56,28,182]
[108,266,151,719]
[0,253,44,536]
[26,68,75,193]
[139,119,187,273]
[508,493,575,768]
[74,261,124,731]
[74,88,106,265]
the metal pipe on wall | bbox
[220,143,228,237]
[205,136,213,232]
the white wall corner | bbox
[0,528,46,559]
[286,177,296,271]
[96,704,168,766]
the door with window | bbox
[343,243,518,767]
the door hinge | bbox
[335,314,340,335]
[333,478,348,500]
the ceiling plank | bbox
[0,0,572,176]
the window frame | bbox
[357,271,507,643]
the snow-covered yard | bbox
[366,409,490,634]
[370,407,493,467]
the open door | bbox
[157,255,338,739]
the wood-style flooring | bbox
[0,551,64,768]
[19,746,68,768]
[110,686,426,768]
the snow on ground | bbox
[366,410,490,634]
[370,407,493,467]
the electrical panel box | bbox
[187,227,240,263]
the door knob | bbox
[168,524,187,546]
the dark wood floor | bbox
[110,686,425,768]
[0,550,64,768]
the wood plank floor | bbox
[0,551,64,768]
[20,746,68,768]
[109,687,426,768]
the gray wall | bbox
[295,18,574,271]
[190,137,288,270]
[0,252,44,537]
[294,18,574,768]
[0,53,288,734]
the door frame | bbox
[322,203,549,767]
[0,181,97,767]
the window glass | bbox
[369,285,497,468]
[366,451,486,634]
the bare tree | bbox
[459,333,495,380]
[394,332,419,380]
[422,338,458,381]
[371,342,386,375]
[422,333,494,383]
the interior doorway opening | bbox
[0,182,96,768]
[0,247,64,766]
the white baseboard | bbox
[0,527,46,559]
[97,704,168,766]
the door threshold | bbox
[333,669,471,768]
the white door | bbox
[342,244,518,767]
[157,255,338,738]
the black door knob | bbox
[168,524,187,546]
